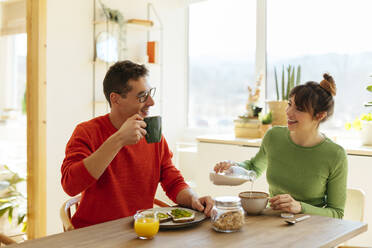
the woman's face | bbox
[286,96,319,132]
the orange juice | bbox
[134,217,159,239]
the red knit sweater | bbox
[61,114,189,228]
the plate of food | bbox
[140,207,207,229]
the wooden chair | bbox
[60,195,81,231]
[338,188,367,248]
[153,198,171,207]
[0,233,17,246]
[60,196,171,232]
[343,188,365,222]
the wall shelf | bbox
[93,20,160,31]
[92,1,163,117]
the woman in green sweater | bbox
[214,73,347,219]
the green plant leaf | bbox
[367,85,372,92]
[260,112,273,124]
[11,177,25,185]
[2,166,26,187]
[0,202,12,211]
[22,91,27,115]
[8,207,13,223]
[296,65,301,86]
[286,65,291,100]
[274,67,279,101]
[0,206,10,218]
[290,66,295,92]
[22,222,27,232]
[18,213,26,225]
[0,199,11,203]
[281,66,285,100]
[0,165,27,228]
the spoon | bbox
[285,215,310,225]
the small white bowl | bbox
[239,191,269,215]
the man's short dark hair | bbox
[103,60,148,106]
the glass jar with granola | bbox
[211,196,245,233]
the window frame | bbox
[186,0,368,140]
[185,0,267,139]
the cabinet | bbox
[92,2,163,117]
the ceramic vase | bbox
[361,121,372,146]
[267,101,288,126]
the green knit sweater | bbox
[239,126,348,219]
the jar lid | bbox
[214,196,241,207]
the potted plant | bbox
[0,165,27,236]
[365,74,372,107]
[268,65,301,126]
[234,75,263,138]
[97,1,127,61]
[259,111,272,137]
[99,1,124,24]
[345,75,372,145]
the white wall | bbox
[46,0,188,234]
[157,2,188,151]
[47,0,93,235]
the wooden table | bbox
[9,214,367,248]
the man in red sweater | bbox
[61,60,213,229]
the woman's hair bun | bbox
[319,73,336,96]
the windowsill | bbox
[196,133,372,157]
[180,127,234,143]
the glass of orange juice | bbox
[134,211,160,239]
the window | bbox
[0,33,27,115]
[188,0,372,133]
[188,0,256,129]
[267,0,372,130]
[0,33,27,183]
[0,32,27,235]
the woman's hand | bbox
[214,160,235,173]
[269,194,302,214]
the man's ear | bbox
[316,111,327,121]
[110,92,120,106]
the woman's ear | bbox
[316,112,327,121]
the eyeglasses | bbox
[137,87,156,103]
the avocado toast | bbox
[168,208,195,223]
[156,212,172,223]
[143,211,171,223]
